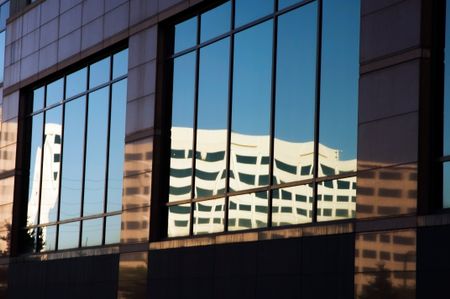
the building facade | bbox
[0,0,448,298]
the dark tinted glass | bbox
[272,184,313,226]
[445,3,450,155]
[200,2,231,42]
[66,68,87,99]
[235,0,274,27]
[40,106,62,224]
[46,78,64,106]
[229,192,268,231]
[195,38,229,197]
[231,20,272,191]
[59,96,85,220]
[27,113,43,226]
[444,163,450,208]
[278,0,301,10]
[274,3,317,184]
[174,17,197,53]
[58,221,80,250]
[81,218,103,247]
[318,0,359,174]
[89,57,110,88]
[107,79,127,212]
[170,52,196,202]
[193,198,225,235]
[84,87,109,215]
[168,204,191,237]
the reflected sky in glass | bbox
[174,17,197,53]
[105,215,121,244]
[81,218,103,247]
[169,52,196,202]
[89,57,110,88]
[235,0,274,28]
[39,225,56,252]
[58,221,79,250]
[195,38,229,197]
[278,0,301,10]
[33,87,44,112]
[46,78,64,106]
[84,87,109,216]
[319,0,359,166]
[445,3,450,155]
[40,106,62,224]
[60,96,85,220]
[231,20,272,191]
[107,79,127,212]
[274,3,317,183]
[0,2,9,30]
[66,68,87,99]
[113,49,128,79]
[0,31,5,82]
[27,113,43,226]
[200,2,231,43]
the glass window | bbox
[166,0,359,237]
[24,49,128,253]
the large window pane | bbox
[174,17,197,53]
[107,79,127,212]
[105,215,121,244]
[317,177,356,221]
[272,184,313,226]
[59,96,85,220]
[113,49,129,79]
[169,52,196,202]
[58,221,79,250]
[84,87,109,216]
[200,2,231,42]
[89,57,110,88]
[66,68,87,99]
[195,38,229,198]
[235,0,274,27]
[27,113,43,226]
[319,0,359,174]
[274,3,317,184]
[39,225,56,252]
[81,218,103,247]
[231,20,272,191]
[33,86,44,112]
[228,191,268,231]
[46,78,64,107]
[194,198,225,235]
[168,204,191,237]
[40,107,62,224]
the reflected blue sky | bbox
[200,2,230,43]
[175,17,197,53]
[89,57,110,88]
[66,68,87,99]
[46,78,64,106]
[235,0,273,28]
[319,0,359,161]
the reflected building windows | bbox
[166,0,359,237]
[22,48,128,253]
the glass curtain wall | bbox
[167,0,360,237]
[23,49,128,252]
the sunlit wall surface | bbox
[23,49,128,252]
[167,0,360,237]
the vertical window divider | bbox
[224,0,236,233]
[54,76,67,251]
[102,56,114,245]
[35,85,47,252]
[79,65,91,248]
[268,0,279,228]
[189,15,202,236]
[312,0,323,223]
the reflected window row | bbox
[167,0,359,237]
[23,48,128,252]
[0,0,9,83]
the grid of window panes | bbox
[0,0,9,82]
[23,49,128,252]
[167,0,359,237]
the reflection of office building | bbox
[0,0,449,298]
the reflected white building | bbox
[168,127,356,236]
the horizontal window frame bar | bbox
[24,210,122,229]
